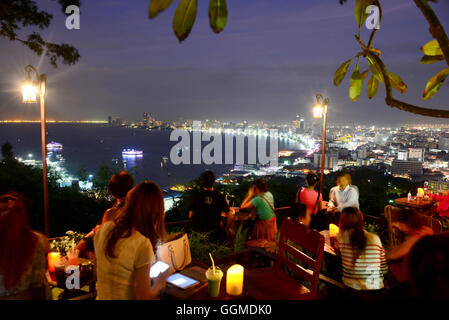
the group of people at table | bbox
[1,170,449,299]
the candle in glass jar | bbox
[226,264,244,296]
[329,224,339,238]
[48,252,60,272]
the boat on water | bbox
[47,141,63,151]
[122,149,143,156]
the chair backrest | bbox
[274,218,324,298]
[384,205,442,249]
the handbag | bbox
[156,233,192,273]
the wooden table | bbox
[394,197,434,210]
[162,265,254,300]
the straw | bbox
[209,253,216,275]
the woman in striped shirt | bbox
[335,207,388,291]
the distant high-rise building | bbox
[408,148,425,162]
[397,149,408,160]
[439,133,449,151]
[299,118,305,133]
[143,112,149,125]
[108,115,112,126]
[391,160,423,177]
[314,152,338,171]
[292,115,305,134]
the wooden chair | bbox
[244,218,325,300]
[384,205,442,249]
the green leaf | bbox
[388,72,407,93]
[349,65,362,102]
[149,0,174,18]
[421,40,443,56]
[360,69,369,81]
[354,0,373,28]
[367,75,379,99]
[208,0,228,34]
[334,58,354,86]
[420,55,444,64]
[173,0,198,42]
[423,67,449,100]
[367,56,384,82]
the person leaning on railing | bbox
[77,171,134,258]
[188,170,234,243]
[0,192,50,300]
[240,178,277,242]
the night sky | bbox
[0,0,449,125]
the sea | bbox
[0,123,305,189]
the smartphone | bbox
[150,260,170,278]
[166,273,199,290]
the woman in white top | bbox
[335,207,388,291]
[94,181,169,300]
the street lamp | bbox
[312,93,329,196]
[21,65,49,237]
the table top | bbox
[163,266,253,300]
[394,197,434,209]
[319,230,337,256]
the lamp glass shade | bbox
[22,82,38,103]
[312,104,324,118]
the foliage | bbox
[148,0,228,42]
[76,166,88,182]
[233,225,249,253]
[187,230,232,263]
[0,0,81,67]
[0,142,111,236]
[1,141,13,159]
[336,0,449,118]
[50,230,85,255]
[165,176,201,222]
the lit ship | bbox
[122,149,143,156]
[46,141,63,151]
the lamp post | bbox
[312,94,329,196]
[22,65,49,237]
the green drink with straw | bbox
[206,253,223,297]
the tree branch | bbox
[367,0,382,49]
[414,0,449,67]
[365,51,449,118]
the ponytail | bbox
[350,225,367,264]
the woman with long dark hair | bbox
[94,181,169,300]
[336,207,388,291]
[0,192,49,299]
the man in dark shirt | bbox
[188,170,233,242]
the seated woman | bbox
[94,181,169,300]
[289,202,311,228]
[335,207,388,292]
[240,179,277,241]
[388,208,433,284]
[0,192,50,299]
